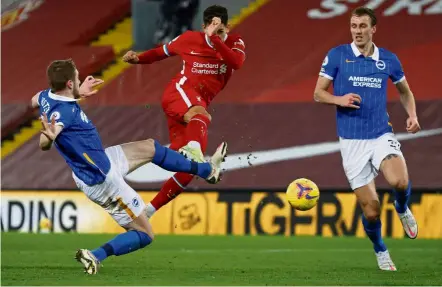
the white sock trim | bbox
[172,175,186,189]
[145,203,156,218]
[188,141,201,150]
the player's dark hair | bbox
[351,7,377,26]
[47,59,77,92]
[203,5,228,25]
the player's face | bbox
[350,15,376,47]
[203,22,229,40]
[72,70,81,99]
[216,24,229,39]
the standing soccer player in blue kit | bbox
[314,7,420,271]
[32,59,227,274]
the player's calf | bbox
[380,155,417,238]
[76,214,154,274]
[181,106,211,157]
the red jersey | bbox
[138,31,246,104]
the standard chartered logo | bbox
[348,76,382,88]
[219,64,227,74]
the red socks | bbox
[150,173,194,210]
[185,114,210,151]
[149,114,211,212]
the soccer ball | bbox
[286,178,320,211]
[39,217,52,233]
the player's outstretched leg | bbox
[150,140,227,184]
[120,139,227,184]
[76,214,154,274]
[355,181,396,271]
[146,141,227,218]
[380,154,417,239]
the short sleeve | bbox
[389,54,405,84]
[47,106,75,129]
[163,31,191,56]
[319,48,339,80]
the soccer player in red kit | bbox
[123,5,245,217]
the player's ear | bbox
[66,80,73,90]
[372,25,376,34]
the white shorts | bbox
[72,145,146,226]
[339,133,403,190]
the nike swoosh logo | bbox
[346,59,355,63]
[190,51,202,55]
[125,128,442,183]
[305,194,319,200]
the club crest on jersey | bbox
[51,111,61,120]
[376,60,386,70]
[219,64,227,74]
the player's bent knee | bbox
[133,226,155,242]
[135,230,153,248]
[184,107,212,123]
[360,200,380,222]
[140,138,156,158]
[392,177,409,191]
[364,210,380,222]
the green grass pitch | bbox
[2,233,442,285]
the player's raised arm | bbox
[30,92,40,109]
[123,32,190,65]
[79,76,104,98]
[207,17,245,70]
[123,47,169,64]
[39,112,63,151]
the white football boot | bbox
[375,250,397,271]
[179,142,205,163]
[395,201,418,239]
[205,142,228,184]
[75,249,100,275]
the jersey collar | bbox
[205,33,228,49]
[48,91,78,102]
[350,42,379,61]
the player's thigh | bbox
[373,133,408,190]
[339,137,377,190]
[118,140,156,174]
[354,180,380,221]
[73,168,146,228]
[162,86,209,123]
[167,117,187,151]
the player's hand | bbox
[123,51,139,64]
[406,116,420,134]
[40,112,57,141]
[79,76,104,98]
[206,17,223,37]
[336,93,361,109]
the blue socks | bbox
[394,181,411,214]
[152,141,212,178]
[362,215,387,253]
[91,230,152,262]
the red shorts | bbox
[162,79,208,151]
